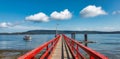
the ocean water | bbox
[75,34,120,59]
[0,34,120,59]
[0,34,55,50]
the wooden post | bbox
[84,34,88,42]
[84,34,88,46]
[71,32,75,39]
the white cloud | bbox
[0,22,12,28]
[0,22,24,28]
[112,10,120,15]
[80,5,107,18]
[11,25,47,30]
[25,12,49,22]
[0,25,49,33]
[68,27,116,31]
[50,9,72,20]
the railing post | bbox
[76,45,79,59]
[90,55,94,59]
[31,56,36,59]
[76,45,79,51]
[46,45,48,51]
[71,41,74,51]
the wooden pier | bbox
[50,35,72,59]
[18,34,108,59]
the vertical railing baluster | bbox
[90,55,94,59]
[31,56,36,59]
[76,45,79,59]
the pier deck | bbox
[51,35,73,59]
[18,34,108,59]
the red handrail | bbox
[18,35,60,59]
[40,35,60,59]
[63,34,108,59]
[18,34,108,59]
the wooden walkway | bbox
[18,34,108,59]
[51,35,73,59]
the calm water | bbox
[0,34,120,59]
[0,34,54,50]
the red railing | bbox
[18,34,108,59]
[18,35,60,59]
[63,34,108,59]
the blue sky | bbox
[0,0,120,33]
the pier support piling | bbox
[84,34,88,42]
[71,32,76,39]
[84,34,88,46]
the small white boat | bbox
[23,35,32,40]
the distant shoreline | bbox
[0,30,120,35]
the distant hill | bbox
[0,30,120,35]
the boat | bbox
[23,35,32,40]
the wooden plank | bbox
[62,37,73,59]
[51,35,62,59]
[51,35,73,59]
